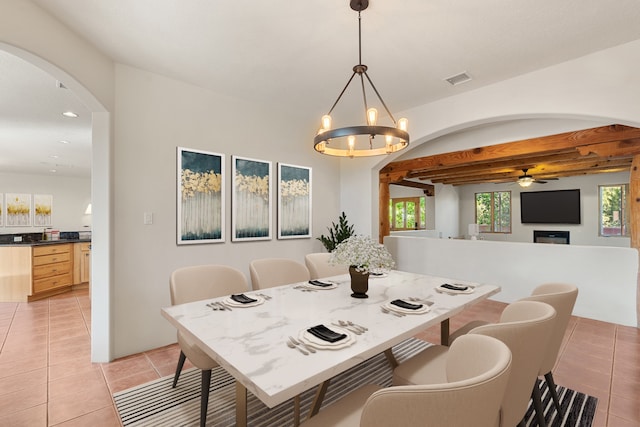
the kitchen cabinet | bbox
[31,243,73,299]
[73,242,91,285]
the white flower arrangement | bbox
[329,234,395,274]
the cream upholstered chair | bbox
[394,300,556,427]
[249,257,310,289]
[304,252,348,280]
[300,334,512,427]
[170,265,249,427]
[520,283,578,414]
[449,283,578,417]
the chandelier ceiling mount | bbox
[313,0,410,158]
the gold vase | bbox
[349,266,370,299]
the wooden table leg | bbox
[384,348,398,369]
[308,380,330,419]
[440,318,450,346]
[235,381,248,427]
[293,395,300,426]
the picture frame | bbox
[278,163,312,239]
[232,155,272,241]
[0,193,3,227]
[6,193,31,227]
[33,194,53,227]
[177,147,225,244]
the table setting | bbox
[435,283,476,295]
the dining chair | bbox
[249,257,310,289]
[520,283,578,415]
[304,252,348,280]
[169,264,249,427]
[300,334,512,427]
[394,300,556,427]
[448,283,578,416]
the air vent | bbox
[444,72,472,86]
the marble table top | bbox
[161,270,500,408]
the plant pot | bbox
[349,266,369,298]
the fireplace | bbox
[533,230,570,244]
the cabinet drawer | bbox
[33,273,72,293]
[32,252,71,266]
[33,244,72,257]
[33,261,71,279]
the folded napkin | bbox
[440,283,469,291]
[230,294,258,304]
[307,324,347,343]
[390,299,423,310]
[308,280,333,287]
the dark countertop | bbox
[0,239,91,247]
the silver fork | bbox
[257,293,272,300]
[287,337,311,355]
[332,322,361,335]
[289,335,316,353]
[213,301,231,311]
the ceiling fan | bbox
[516,169,558,188]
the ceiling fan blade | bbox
[535,180,548,184]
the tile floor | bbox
[0,288,638,426]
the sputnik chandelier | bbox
[313,0,410,158]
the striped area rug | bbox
[113,338,597,426]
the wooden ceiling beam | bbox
[390,180,435,196]
[380,124,640,176]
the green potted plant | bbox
[317,211,354,252]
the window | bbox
[599,184,630,237]
[475,191,511,233]
[389,197,426,230]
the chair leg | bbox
[544,371,562,415]
[531,381,547,427]
[172,350,187,388]
[200,369,212,427]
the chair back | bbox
[170,265,248,369]
[304,253,348,280]
[520,283,578,375]
[170,264,248,305]
[249,258,310,289]
[360,334,512,427]
[469,300,556,427]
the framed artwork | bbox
[6,193,31,227]
[232,156,272,241]
[177,147,225,244]
[33,194,53,226]
[278,163,312,239]
[0,194,3,227]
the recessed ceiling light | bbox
[62,111,78,118]
[50,169,57,173]
[49,155,59,159]
[59,140,70,144]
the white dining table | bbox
[161,270,500,426]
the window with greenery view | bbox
[475,191,511,233]
[389,197,426,230]
[599,184,629,237]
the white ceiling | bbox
[4,0,640,177]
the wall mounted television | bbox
[520,189,581,224]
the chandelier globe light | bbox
[313,0,410,158]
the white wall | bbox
[458,172,631,247]
[385,235,638,327]
[0,172,91,233]
[112,65,341,357]
[341,40,640,240]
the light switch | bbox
[143,212,153,225]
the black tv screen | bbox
[520,189,581,224]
